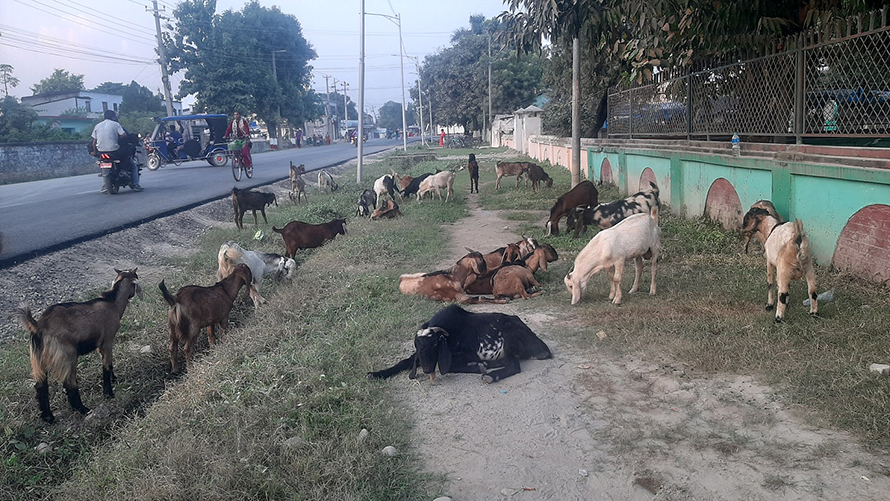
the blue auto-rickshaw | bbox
[144,114,231,170]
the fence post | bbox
[686,71,693,140]
[629,88,634,139]
[794,34,805,144]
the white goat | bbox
[741,207,817,321]
[317,170,338,192]
[564,206,661,305]
[216,241,297,308]
[416,170,455,202]
[373,174,399,208]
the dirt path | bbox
[394,192,890,500]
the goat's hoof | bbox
[481,375,495,384]
[40,412,55,424]
[765,304,775,311]
[774,317,784,324]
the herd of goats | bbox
[14,154,819,423]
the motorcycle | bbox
[94,133,142,194]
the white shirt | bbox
[92,119,125,152]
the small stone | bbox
[596,330,606,340]
[35,442,51,454]
[139,345,153,354]
[381,445,398,456]
[869,364,890,375]
[358,428,369,442]
[579,469,589,477]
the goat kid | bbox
[465,265,543,299]
[232,187,277,230]
[317,170,339,192]
[741,207,817,322]
[288,162,308,204]
[546,180,599,236]
[367,304,551,383]
[356,189,378,217]
[526,163,553,192]
[160,264,252,373]
[398,251,506,304]
[564,206,661,305]
[16,269,142,423]
[416,170,455,202]
[467,154,479,193]
[217,241,296,308]
[520,243,558,274]
[567,182,660,237]
[371,200,401,220]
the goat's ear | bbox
[437,336,452,375]
[114,268,122,274]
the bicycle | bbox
[227,140,253,181]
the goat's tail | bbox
[158,280,177,307]
[15,305,46,381]
[793,219,811,263]
[272,226,283,234]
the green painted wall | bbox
[586,145,890,266]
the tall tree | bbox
[92,82,129,95]
[0,64,20,97]
[166,0,318,137]
[121,81,165,114]
[30,69,85,95]
[377,101,406,131]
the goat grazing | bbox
[416,170,455,202]
[399,251,506,304]
[495,161,529,190]
[273,218,347,258]
[467,154,479,193]
[546,180,599,236]
[400,172,433,198]
[373,174,399,207]
[15,269,142,423]
[567,182,660,237]
[288,162,308,204]
[317,170,339,192]
[232,187,277,230]
[741,207,817,322]
[159,264,252,373]
[367,304,551,383]
[371,200,401,220]
[526,163,553,192]
[217,241,296,308]
[564,206,661,305]
[356,189,378,217]
[743,200,783,253]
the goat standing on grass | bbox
[15,269,142,423]
[288,162,307,204]
[741,207,818,322]
[416,170,455,202]
[564,206,661,305]
[743,200,783,253]
[232,187,277,230]
[159,264,252,373]
[367,304,551,383]
[317,170,339,193]
[467,154,479,193]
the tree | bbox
[0,95,82,143]
[92,82,129,95]
[121,81,165,114]
[31,69,85,95]
[377,101,405,131]
[167,0,318,137]
[0,64,20,97]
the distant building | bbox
[21,90,182,134]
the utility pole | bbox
[488,31,493,143]
[148,0,174,117]
[323,74,333,141]
[342,81,349,138]
[409,56,425,146]
[272,49,286,143]
[357,0,365,182]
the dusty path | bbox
[392,192,890,500]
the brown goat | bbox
[159,264,253,373]
[288,162,307,204]
[232,187,277,230]
[546,181,599,236]
[495,161,530,190]
[16,269,142,423]
[526,163,553,192]
[481,243,523,271]
[521,243,559,274]
[272,218,347,258]
[371,200,402,220]
[467,154,479,193]
[743,200,783,253]
[399,251,507,304]
[465,265,542,299]
[741,207,817,322]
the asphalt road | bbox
[0,137,411,268]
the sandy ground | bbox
[389,192,890,500]
[3,160,890,500]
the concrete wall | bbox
[0,142,96,184]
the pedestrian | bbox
[439,129,446,147]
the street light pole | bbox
[272,49,286,144]
[357,0,365,182]
[407,55,424,146]
[367,11,406,151]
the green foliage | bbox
[167,0,318,136]
[121,81,164,114]
[0,64,20,96]
[0,96,84,143]
[119,111,159,137]
[377,100,407,131]
[30,69,84,95]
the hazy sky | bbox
[0,0,509,113]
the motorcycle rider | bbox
[91,110,142,192]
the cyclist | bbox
[224,111,252,169]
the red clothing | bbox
[225,117,252,168]
[439,131,446,147]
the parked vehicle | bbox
[144,114,231,171]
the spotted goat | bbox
[367,304,552,383]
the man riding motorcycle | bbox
[90,110,142,192]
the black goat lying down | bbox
[367,304,552,383]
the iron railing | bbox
[607,7,890,142]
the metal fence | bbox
[607,7,890,141]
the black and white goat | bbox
[367,304,552,383]
[356,189,378,217]
[217,241,296,308]
[567,182,660,237]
